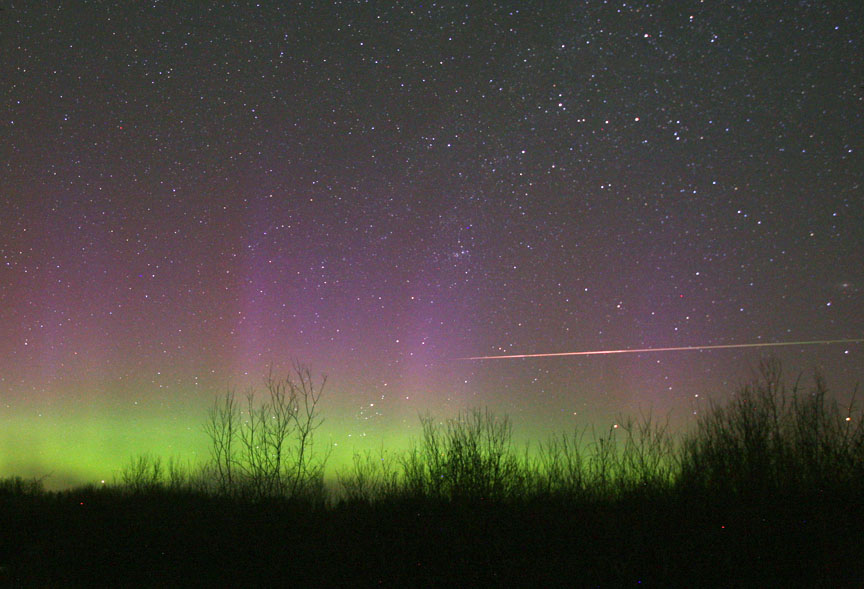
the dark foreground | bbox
[4,361,864,586]
[2,483,862,587]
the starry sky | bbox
[2,2,862,488]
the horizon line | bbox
[457,338,864,361]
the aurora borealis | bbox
[2,2,862,489]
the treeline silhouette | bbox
[1,359,862,586]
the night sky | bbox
[2,2,862,488]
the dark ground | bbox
[2,484,862,587]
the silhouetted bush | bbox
[119,453,164,494]
[678,358,864,500]
[400,407,525,501]
[336,446,401,503]
[532,411,676,501]
[0,474,46,496]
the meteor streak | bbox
[459,339,864,361]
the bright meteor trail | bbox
[460,339,864,361]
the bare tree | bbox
[203,389,239,495]
[202,362,330,500]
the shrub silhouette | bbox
[0,475,46,496]
[678,357,864,499]
[338,407,678,503]
[336,446,401,503]
[119,455,195,494]
[120,454,164,494]
[400,407,524,501]
[533,411,676,500]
